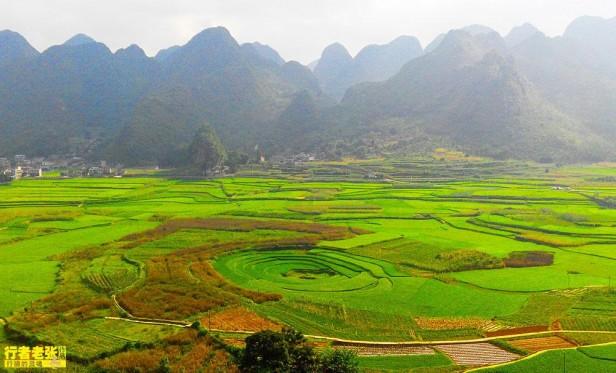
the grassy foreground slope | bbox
[475,343,616,372]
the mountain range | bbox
[313,36,423,100]
[0,16,615,164]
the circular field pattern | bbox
[214,248,530,323]
[214,248,406,293]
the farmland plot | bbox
[0,160,615,371]
[508,336,576,353]
[435,342,519,366]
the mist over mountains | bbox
[313,36,423,100]
[1,16,615,165]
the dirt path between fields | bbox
[101,312,616,346]
[109,294,192,327]
[302,330,616,345]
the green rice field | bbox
[358,353,453,372]
[476,343,616,372]
[1,158,616,370]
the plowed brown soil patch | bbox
[504,251,554,267]
[333,343,435,356]
[485,325,548,337]
[122,217,362,245]
[203,307,281,332]
[222,338,246,348]
[509,336,576,353]
[415,317,490,330]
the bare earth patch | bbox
[333,343,436,356]
[203,306,281,332]
[415,317,497,331]
[508,336,576,353]
[485,325,549,337]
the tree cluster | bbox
[240,328,358,373]
[189,123,227,175]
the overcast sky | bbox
[2,0,615,63]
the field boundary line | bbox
[111,294,134,318]
[302,330,616,346]
[120,324,615,346]
[110,295,191,326]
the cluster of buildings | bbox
[0,155,124,180]
[270,152,317,166]
[0,155,43,179]
[60,159,122,178]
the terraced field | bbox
[435,342,520,366]
[508,336,576,353]
[0,159,615,371]
[82,255,141,292]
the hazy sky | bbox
[2,0,615,63]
